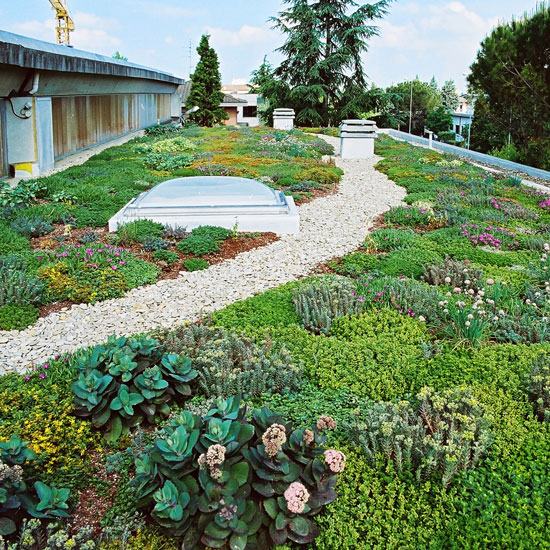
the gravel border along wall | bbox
[0,135,406,374]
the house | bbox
[219,93,247,125]
[0,30,184,179]
[221,81,260,127]
[451,94,474,135]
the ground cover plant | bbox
[2,135,550,548]
[0,125,337,330]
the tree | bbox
[468,3,550,168]
[429,76,438,94]
[441,79,459,111]
[425,105,453,134]
[385,78,440,134]
[266,0,393,125]
[112,51,128,61]
[186,35,227,127]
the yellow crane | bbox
[48,0,75,46]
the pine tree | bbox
[441,79,459,111]
[186,35,227,127]
[429,76,438,93]
[268,0,392,125]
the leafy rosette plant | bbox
[132,396,344,549]
[71,334,198,442]
[0,435,70,536]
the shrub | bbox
[0,266,44,307]
[527,355,550,422]
[293,276,363,335]
[190,225,232,242]
[177,235,220,256]
[151,137,196,154]
[183,258,209,271]
[71,334,198,442]
[141,236,169,251]
[160,325,302,398]
[10,215,53,238]
[143,153,194,171]
[144,123,180,137]
[117,220,165,245]
[347,386,492,486]
[132,396,344,547]
[153,249,180,265]
[0,304,39,330]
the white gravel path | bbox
[0,136,406,374]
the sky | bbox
[0,0,541,92]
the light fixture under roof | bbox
[108,176,300,234]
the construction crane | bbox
[48,0,75,46]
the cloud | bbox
[205,25,277,47]
[164,36,175,44]
[126,1,202,18]
[10,19,55,42]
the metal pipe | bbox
[28,71,39,95]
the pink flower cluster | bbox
[459,223,518,250]
[490,197,526,214]
[317,416,337,431]
[303,429,315,445]
[539,198,550,210]
[284,482,310,514]
[198,444,227,479]
[262,424,287,457]
[218,498,238,521]
[324,449,346,473]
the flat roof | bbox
[0,30,184,85]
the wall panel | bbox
[0,100,7,178]
[52,93,171,159]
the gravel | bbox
[0,135,406,374]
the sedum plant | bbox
[0,435,70,536]
[71,334,198,442]
[423,258,483,290]
[293,275,363,335]
[0,267,44,307]
[132,396,344,548]
[347,386,492,487]
[527,355,550,422]
[160,325,302,399]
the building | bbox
[221,81,260,127]
[219,93,247,125]
[0,30,184,179]
[451,94,474,136]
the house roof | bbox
[220,94,247,106]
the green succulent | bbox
[0,435,37,466]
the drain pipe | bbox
[28,71,40,95]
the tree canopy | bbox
[441,79,459,111]
[255,0,392,126]
[468,3,550,168]
[425,105,453,134]
[186,35,227,127]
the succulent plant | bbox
[71,334,198,442]
[132,396,344,548]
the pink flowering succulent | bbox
[324,449,346,473]
[303,429,315,445]
[316,416,337,431]
[262,424,287,457]
[283,482,310,514]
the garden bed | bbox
[1,135,549,549]
[0,125,340,331]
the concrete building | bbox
[219,94,247,125]
[452,94,474,136]
[0,30,184,179]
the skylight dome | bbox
[108,176,300,234]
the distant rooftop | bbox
[0,30,184,85]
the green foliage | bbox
[151,137,197,154]
[159,324,302,398]
[152,249,179,265]
[347,386,492,486]
[183,258,209,271]
[527,355,550,422]
[143,153,194,171]
[186,35,227,126]
[190,225,232,242]
[144,123,181,137]
[425,105,453,134]
[0,266,43,307]
[0,225,29,256]
[366,228,419,252]
[117,220,164,245]
[71,335,198,442]
[176,235,220,256]
[293,275,362,335]
[423,258,483,288]
[132,397,343,547]
[379,248,442,278]
[10,216,53,238]
[384,205,432,227]
[440,79,459,111]
[0,305,39,331]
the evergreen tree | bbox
[268,0,392,125]
[441,79,459,111]
[468,3,550,168]
[186,35,227,127]
[429,76,438,93]
[425,105,453,134]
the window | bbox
[243,106,257,118]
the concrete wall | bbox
[223,107,238,126]
[387,129,550,182]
